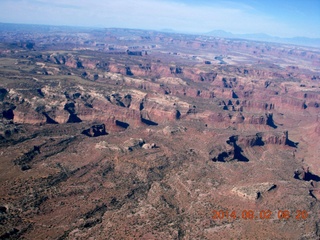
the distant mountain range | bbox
[205,30,320,48]
[1,22,319,48]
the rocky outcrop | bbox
[142,143,157,149]
[115,120,130,129]
[210,131,296,162]
[141,115,158,126]
[294,166,320,181]
[170,66,183,74]
[221,77,238,88]
[209,143,234,162]
[237,133,264,147]
[42,112,59,124]
[64,102,82,123]
[210,135,249,162]
[276,96,308,111]
[238,131,295,147]
[264,131,287,145]
[207,112,278,128]
[246,115,268,125]
[232,183,277,200]
[123,138,145,151]
[106,93,132,108]
[13,108,46,124]
[240,100,275,111]
[199,72,217,82]
[82,124,107,137]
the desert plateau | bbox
[0,23,320,239]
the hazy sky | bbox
[0,0,319,38]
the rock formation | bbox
[82,124,107,137]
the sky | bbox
[0,0,319,38]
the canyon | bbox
[0,24,319,239]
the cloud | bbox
[32,0,82,9]
[84,0,287,35]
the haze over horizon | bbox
[0,0,319,39]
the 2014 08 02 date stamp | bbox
[212,209,309,221]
